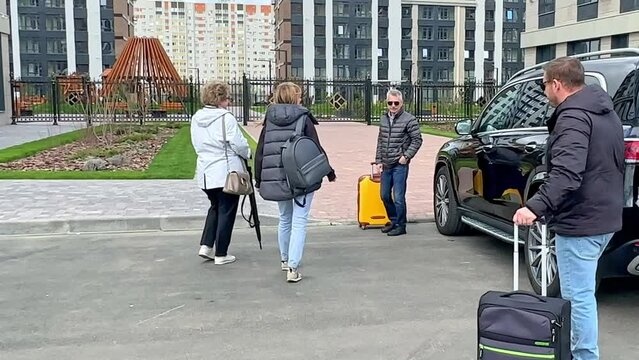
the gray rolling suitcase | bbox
[477,223,572,359]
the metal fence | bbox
[10,75,499,125]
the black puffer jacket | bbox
[376,109,423,166]
[254,104,335,202]
[526,85,625,236]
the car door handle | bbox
[524,143,537,153]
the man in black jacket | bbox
[513,57,624,360]
[374,89,423,236]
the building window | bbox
[421,27,433,40]
[292,25,303,37]
[503,29,519,43]
[538,0,555,28]
[437,27,453,41]
[379,27,388,39]
[439,7,452,20]
[620,0,639,12]
[536,45,556,63]
[334,44,349,59]
[315,25,325,37]
[355,67,369,79]
[102,42,114,55]
[355,46,371,60]
[291,67,302,78]
[76,41,88,54]
[504,9,519,22]
[334,25,349,38]
[292,46,303,57]
[378,6,388,17]
[45,0,64,7]
[438,69,452,82]
[503,48,519,63]
[315,67,326,79]
[485,10,495,22]
[421,6,433,19]
[402,28,411,40]
[466,7,475,20]
[334,65,350,78]
[19,15,40,31]
[315,4,325,16]
[75,18,88,31]
[48,61,67,76]
[355,24,371,39]
[577,0,598,21]
[402,6,411,18]
[102,19,113,32]
[20,39,41,54]
[485,30,495,42]
[611,34,630,49]
[465,49,475,59]
[355,4,371,17]
[421,67,433,82]
[465,30,474,41]
[315,46,325,59]
[19,0,39,7]
[47,39,66,54]
[438,48,453,61]
[333,2,348,17]
[22,62,43,77]
[74,0,85,8]
[567,38,600,55]
[421,47,432,61]
[402,48,411,61]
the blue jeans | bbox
[555,233,613,360]
[380,164,409,228]
[277,192,314,269]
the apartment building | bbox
[134,0,274,81]
[114,0,136,57]
[8,0,133,81]
[1,1,10,125]
[274,0,526,84]
[521,0,639,67]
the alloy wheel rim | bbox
[527,222,558,290]
[435,174,450,226]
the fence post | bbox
[10,78,17,125]
[242,73,250,126]
[364,77,372,125]
[52,77,59,126]
[82,76,92,127]
[189,76,195,117]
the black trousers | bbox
[200,188,240,257]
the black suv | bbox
[433,49,639,296]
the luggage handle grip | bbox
[499,290,547,303]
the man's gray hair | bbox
[386,88,403,101]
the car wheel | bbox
[434,167,467,235]
[524,222,561,297]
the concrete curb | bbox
[0,214,436,236]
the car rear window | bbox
[611,69,638,126]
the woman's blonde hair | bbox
[201,81,230,106]
[272,82,301,104]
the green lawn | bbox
[0,123,261,180]
[420,125,457,139]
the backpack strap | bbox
[294,114,306,136]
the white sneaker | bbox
[198,245,213,260]
[214,255,236,265]
[281,261,289,271]
[286,268,302,283]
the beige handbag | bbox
[221,113,254,196]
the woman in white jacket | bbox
[190,81,250,265]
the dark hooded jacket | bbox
[254,104,336,202]
[525,85,625,236]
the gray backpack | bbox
[281,116,332,206]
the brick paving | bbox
[243,121,449,223]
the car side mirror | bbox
[455,119,472,135]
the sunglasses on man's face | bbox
[538,79,552,91]
[387,101,401,106]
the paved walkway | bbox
[243,121,449,223]
[0,122,86,150]
[0,120,450,234]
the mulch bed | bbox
[0,126,179,171]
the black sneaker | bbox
[387,227,407,236]
[381,223,395,233]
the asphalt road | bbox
[1,223,637,359]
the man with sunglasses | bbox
[513,57,624,360]
[374,89,423,236]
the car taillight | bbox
[624,140,639,163]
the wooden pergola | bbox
[101,37,187,99]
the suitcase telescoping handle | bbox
[513,221,548,297]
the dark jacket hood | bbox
[556,84,613,116]
[265,104,317,126]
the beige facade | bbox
[135,0,274,81]
[114,0,136,58]
[521,0,639,67]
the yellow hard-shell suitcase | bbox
[357,163,390,229]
